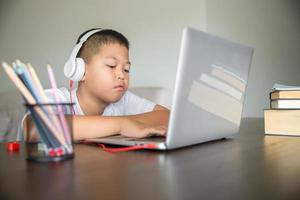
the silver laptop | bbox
[86,27,253,150]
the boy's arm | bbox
[125,105,170,127]
[24,105,169,141]
[73,105,169,140]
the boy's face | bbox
[83,42,131,103]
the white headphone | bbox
[64,28,103,81]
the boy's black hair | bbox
[76,28,129,49]
[76,28,130,63]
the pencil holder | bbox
[23,103,74,162]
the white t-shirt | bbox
[44,87,156,116]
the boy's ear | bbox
[80,63,87,81]
[81,73,86,81]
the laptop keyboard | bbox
[105,135,166,143]
[127,136,166,142]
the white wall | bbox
[0,0,206,91]
[206,0,300,117]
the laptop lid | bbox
[166,27,253,149]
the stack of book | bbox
[264,84,300,136]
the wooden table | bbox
[1,118,300,200]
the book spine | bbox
[269,91,274,100]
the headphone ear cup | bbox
[64,60,75,79]
[72,57,86,81]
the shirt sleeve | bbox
[43,88,72,114]
[123,91,156,115]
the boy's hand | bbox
[119,118,167,138]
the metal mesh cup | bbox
[24,103,74,162]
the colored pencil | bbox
[1,62,70,153]
[47,65,72,146]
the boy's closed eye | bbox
[124,65,130,73]
[103,58,117,67]
[106,64,116,68]
[105,64,130,73]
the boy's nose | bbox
[116,71,125,80]
[117,75,124,80]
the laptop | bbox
[86,27,253,150]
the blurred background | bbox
[0,0,299,118]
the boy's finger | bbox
[147,128,166,136]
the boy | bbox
[42,29,169,141]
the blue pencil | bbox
[30,108,62,149]
[13,62,41,103]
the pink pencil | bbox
[47,64,72,146]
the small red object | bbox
[6,141,20,152]
[55,148,64,156]
[48,149,56,157]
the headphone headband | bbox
[79,29,103,43]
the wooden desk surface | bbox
[1,118,300,200]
